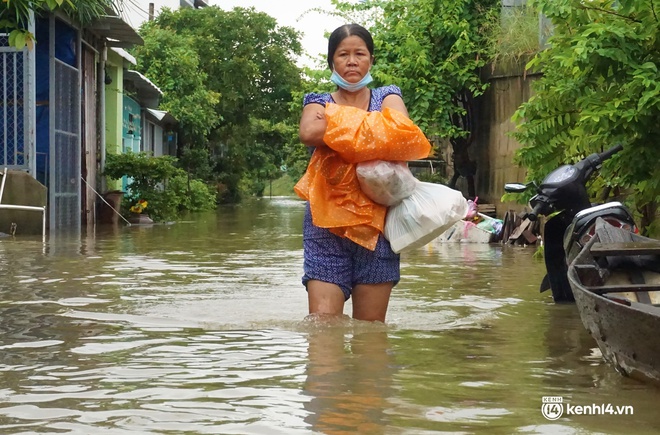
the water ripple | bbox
[1,200,658,434]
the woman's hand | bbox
[299,104,329,147]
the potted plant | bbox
[128,199,153,224]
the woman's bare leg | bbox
[351,282,393,322]
[307,279,346,317]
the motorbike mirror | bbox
[504,183,529,193]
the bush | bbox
[104,152,216,222]
[168,175,217,212]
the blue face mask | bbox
[330,69,373,92]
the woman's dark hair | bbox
[327,24,374,70]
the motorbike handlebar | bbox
[598,143,623,162]
[527,202,545,221]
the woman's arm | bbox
[382,93,409,117]
[299,103,328,147]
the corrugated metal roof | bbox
[146,108,178,125]
[110,47,136,66]
[124,69,162,108]
[125,69,162,96]
[90,15,143,48]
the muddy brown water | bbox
[1,197,659,434]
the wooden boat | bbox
[567,217,660,384]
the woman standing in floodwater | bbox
[296,24,415,322]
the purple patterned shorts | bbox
[302,204,400,300]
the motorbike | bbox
[504,144,637,302]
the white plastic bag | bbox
[384,181,469,253]
[356,160,417,206]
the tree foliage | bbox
[135,6,303,201]
[133,26,221,147]
[512,0,660,235]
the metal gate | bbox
[0,33,33,172]
[49,17,81,233]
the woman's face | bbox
[332,35,373,83]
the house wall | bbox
[104,50,124,191]
[449,61,540,218]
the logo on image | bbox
[541,396,564,420]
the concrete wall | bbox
[473,61,540,217]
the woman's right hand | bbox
[299,104,328,148]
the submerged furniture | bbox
[0,167,47,241]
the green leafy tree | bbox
[133,26,221,149]
[136,6,303,202]
[511,0,660,235]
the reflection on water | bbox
[303,320,394,435]
[1,197,660,434]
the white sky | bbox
[119,0,348,67]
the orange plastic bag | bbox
[295,146,387,250]
[323,104,431,163]
[295,104,432,250]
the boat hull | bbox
[567,220,660,384]
[569,276,660,383]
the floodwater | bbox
[0,196,659,435]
